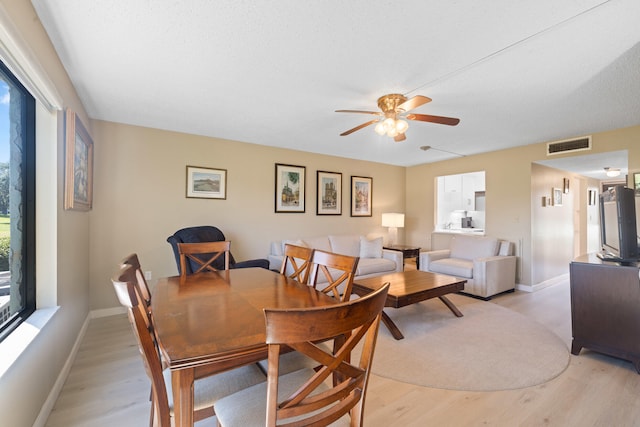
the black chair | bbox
[167,226,269,275]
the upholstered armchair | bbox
[167,226,269,275]
[419,234,516,300]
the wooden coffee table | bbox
[352,270,466,340]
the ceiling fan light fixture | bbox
[395,119,408,134]
[336,93,458,140]
[383,117,395,129]
[604,167,621,177]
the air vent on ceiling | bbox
[546,136,591,156]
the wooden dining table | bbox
[151,267,338,427]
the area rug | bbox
[362,294,570,391]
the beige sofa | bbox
[419,234,516,299]
[268,234,403,284]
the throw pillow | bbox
[328,235,360,257]
[359,236,383,258]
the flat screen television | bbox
[598,185,639,263]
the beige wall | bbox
[0,1,92,426]
[406,125,640,286]
[89,120,406,310]
[0,2,639,425]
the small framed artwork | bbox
[317,170,342,215]
[275,163,305,213]
[563,178,570,194]
[552,188,563,206]
[588,189,597,206]
[351,176,372,217]
[634,173,640,196]
[186,166,227,199]
[64,109,94,211]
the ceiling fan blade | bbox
[335,109,382,116]
[394,133,406,142]
[397,95,432,112]
[339,119,379,136]
[406,113,460,126]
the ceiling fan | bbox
[336,94,460,142]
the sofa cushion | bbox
[328,235,360,257]
[429,258,474,278]
[281,239,307,254]
[450,235,499,261]
[356,258,396,276]
[359,236,383,258]
[302,236,332,252]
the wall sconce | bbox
[381,213,404,246]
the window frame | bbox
[0,59,36,342]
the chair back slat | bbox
[263,283,389,426]
[280,244,314,284]
[177,241,230,276]
[308,249,359,302]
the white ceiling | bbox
[31,0,640,168]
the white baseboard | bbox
[516,274,569,293]
[91,306,126,318]
[33,312,91,427]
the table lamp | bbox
[382,213,404,246]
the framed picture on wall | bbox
[64,109,94,211]
[634,173,640,196]
[317,170,342,215]
[351,176,372,217]
[275,163,306,213]
[552,188,563,206]
[186,165,227,199]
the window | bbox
[0,60,36,342]
[436,171,486,231]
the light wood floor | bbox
[45,274,640,427]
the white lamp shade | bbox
[381,213,405,228]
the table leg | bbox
[438,295,463,317]
[381,310,405,340]
[172,368,195,427]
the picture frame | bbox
[64,109,94,211]
[563,177,570,194]
[275,163,305,213]
[552,188,563,206]
[588,189,597,206]
[316,170,342,215]
[351,176,372,217]
[186,165,227,199]
[634,173,640,196]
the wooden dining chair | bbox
[214,282,390,427]
[111,265,266,427]
[308,249,360,302]
[279,244,314,284]
[177,241,231,276]
[120,253,152,310]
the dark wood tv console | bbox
[570,254,640,373]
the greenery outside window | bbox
[0,60,36,342]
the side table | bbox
[384,245,421,270]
